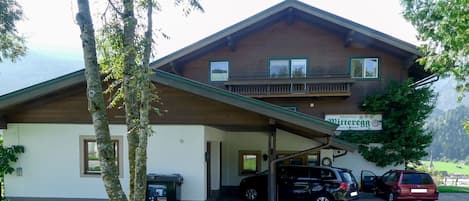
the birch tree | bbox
[0,0,26,62]
[76,0,202,200]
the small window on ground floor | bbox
[239,150,261,175]
[80,136,123,177]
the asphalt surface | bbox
[359,192,469,201]
[219,192,469,201]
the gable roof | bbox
[152,0,421,69]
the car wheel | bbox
[243,187,259,201]
[312,193,333,201]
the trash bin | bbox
[146,173,183,201]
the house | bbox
[0,1,426,201]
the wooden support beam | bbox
[226,35,236,52]
[402,55,418,69]
[0,115,7,129]
[286,7,294,25]
[170,62,180,75]
[344,30,355,48]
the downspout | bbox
[268,136,332,201]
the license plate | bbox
[350,191,358,196]
[411,188,427,193]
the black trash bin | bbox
[146,173,183,201]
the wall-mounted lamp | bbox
[16,167,23,176]
[262,154,269,161]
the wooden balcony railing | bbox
[224,76,354,97]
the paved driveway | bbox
[219,192,469,201]
[357,192,469,201]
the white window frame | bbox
[210,61,229,81]
[269,59,307,78]
[350,57,379,79]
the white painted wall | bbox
[334,150,404,183]
[3,124,207,201]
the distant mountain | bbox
[425,105,469,161]
[423,78,469,161]
[0,48,83,95]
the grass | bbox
[421,161,469,175]
[438,185,469,193]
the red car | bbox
[361,169,439,201]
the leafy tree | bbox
[339,80,436,167]
[76,0,202,200]
[401,0,469,96]
[0,0,26,62]
[0,136,24,200]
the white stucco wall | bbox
[3,124,207,201]
[334,150,404,183]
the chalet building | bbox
[0,1,426,201]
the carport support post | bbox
[268,120,277,201]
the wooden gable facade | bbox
[154,1,423,119]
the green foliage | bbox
[0,137,24,177]
[339,80,436,167]
[421,161,469,175]
[0,0,26,62]
[426,106,469,160]
[401,0,469,96]
[438,186,469,193]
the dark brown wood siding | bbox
[173,20,407,115]
[6,84,269,129]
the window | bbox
[269,59,307,78]
[210,61,229,81]
[239,150,261,175]
[350,57,379,79]
[276,151,319,166]
[80,136,123,177]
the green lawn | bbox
[421,161,469,175]
[438,185,469,193]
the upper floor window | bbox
[269,58,307,78]
[350,57,379,79]
[210,61,229,81]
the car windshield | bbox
[401,173,434,185]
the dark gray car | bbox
[239,165,360,201]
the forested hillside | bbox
[425,105,469,161]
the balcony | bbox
[224,75,354,98]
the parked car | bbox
[361,169,439,201]
[239,165,359,201]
